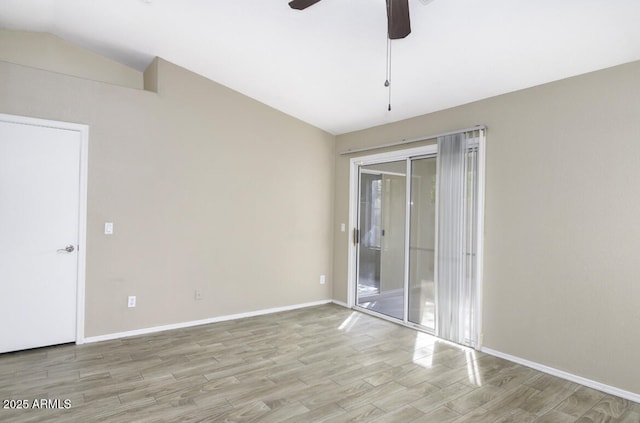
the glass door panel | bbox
[356,161,406,320]
[357,172,381,298]
[408,156,437,330]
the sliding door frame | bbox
[347,131,486,347]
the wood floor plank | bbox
[535,409,577,423]
[372,380,440,412]
[589,395,632,419]
[495,408,538,423]
[410,381,477,413]
[337,381,406,411]
[370,404,425,422]
[280,403,345,423]
[554,386,605,418]
[445,384,506,415]
[322,403,386,423]
[411,405,460,422]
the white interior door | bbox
[0,118,82,353]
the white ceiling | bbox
[1,0,639,135]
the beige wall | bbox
[0,36,335,337]
[334,61,640,394]
[0,29,143,89]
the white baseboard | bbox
[82,299,333,344]
[481,347,640,403]
[331,299,349,308]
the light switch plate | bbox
[105,222,114,235]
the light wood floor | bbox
[1,304,638,422]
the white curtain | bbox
[436,131,481,346]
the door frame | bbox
[0,113,89,345]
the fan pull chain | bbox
[385,37,392,111]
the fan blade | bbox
[289,0,322,10]
[386,0,411,39]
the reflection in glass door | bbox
[408,156,437,330]
[356,161,406,320]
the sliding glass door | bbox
[355,157,436,328]
[351,128,485,347]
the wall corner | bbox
[143,57,159,93]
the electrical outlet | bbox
[128,295,136,308]
[320,275,326,285]
[194,289,203,300]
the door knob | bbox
[57,245,75,253]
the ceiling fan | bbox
[288,0,411,39]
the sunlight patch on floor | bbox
[411,332,482,386]
[337,312,362,332]
[412,332,436,367]
[466,349,482,386]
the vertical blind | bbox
[436,129,483,346]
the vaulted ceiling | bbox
[1,0,639,134]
